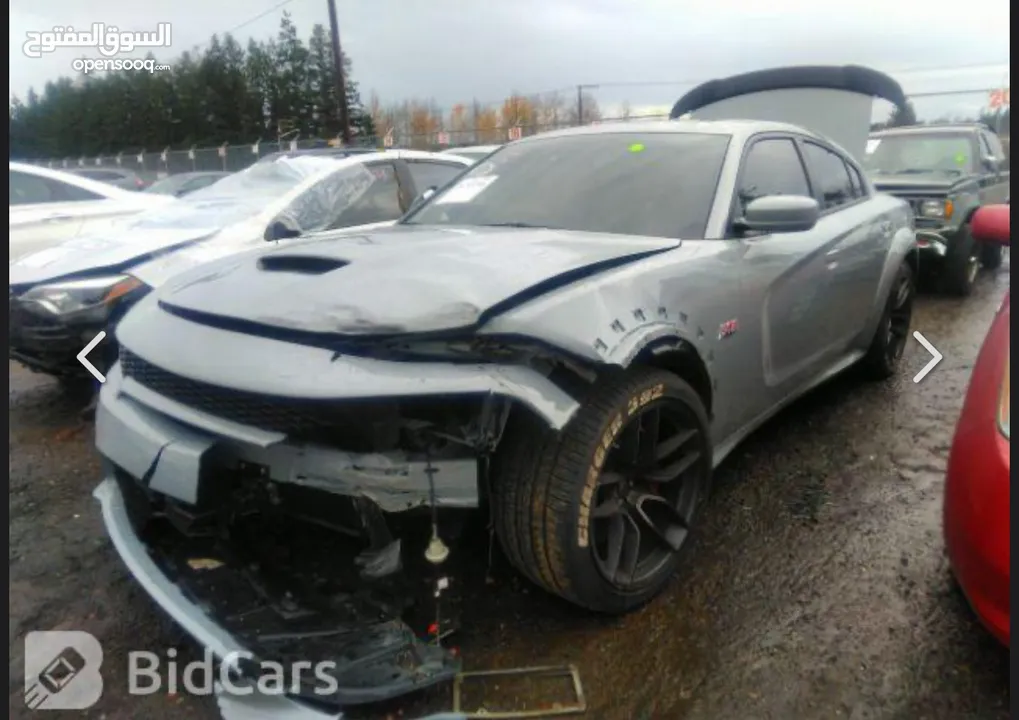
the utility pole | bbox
[576,84,599,126]
[327,0,351,144]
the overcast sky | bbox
[10,0,1010,121]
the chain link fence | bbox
[22,115,669,181]
[21,109,1010,181]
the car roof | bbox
[8,160,137,198]
[442,145,501,153]
[870,123,985,137]
[515,118,826,144]
[167,171,231,178]
[258,147,380,162]
[68,166,137,175]
[253,150,475,178]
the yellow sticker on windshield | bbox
[955,152,967,165]
[629,143,645,153]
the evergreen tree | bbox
[8,13,378,158]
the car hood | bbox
[129,220,399,289]
[868,172,957,194]
[9,226,219,289]
[155,225,681,337]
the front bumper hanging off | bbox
[92,349,583,710]
[93,363,475,707]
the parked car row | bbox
[10,149,475,385]
[9,161,175,261]
[8,64,1009,717]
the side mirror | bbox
[982,155,999,172]
[970,204,1010,245]
[264,216,302,241]
[408,186,437,213]
[735,195,821,235]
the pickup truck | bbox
[863,123,1010,295]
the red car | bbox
[943,203,1010,646]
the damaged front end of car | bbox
[92,302,589,710]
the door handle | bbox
[41,215,73,223]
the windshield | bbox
[144,175,191,194]
[863,133,975,175]
[123,157,342,231]
[405,132,730,239]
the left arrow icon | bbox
[77,330,107,383]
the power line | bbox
[226,0,301,36]
[184,0,302,55]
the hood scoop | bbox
[257,255,349,275]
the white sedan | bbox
[440,145,502,163]
[9,161,175,261]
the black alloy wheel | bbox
[590,400,704,589]
[861,261,916,379]
[884,267,915,367]
[492,367,712,614]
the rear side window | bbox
[405,161,464,192]
[9,171,104,204]
[801,143,855,211]
[846,162,867,199]
[328,163,404,228]
[737,138,811,213]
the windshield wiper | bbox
[889,168,961,175]
[474,222,562,229]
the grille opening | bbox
[117,348,491,451]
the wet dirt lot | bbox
[8,263,1010,720]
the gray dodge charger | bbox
[92,67,918,713]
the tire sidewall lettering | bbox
[576,383,665,548]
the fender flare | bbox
[606,326,715,412]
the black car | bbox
[66,167,149,191]
[864,123,1011,295]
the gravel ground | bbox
[8,261,1010,720]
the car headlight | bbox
[919,199,953,220]
[999,351,1009,440]
[20,275,144,315]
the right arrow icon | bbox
[912,331,943,383]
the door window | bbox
[405,161,465,193]
[801,143,856,211]
[737,138,811,213]
[845,162,867,199]
[328,163,404,228]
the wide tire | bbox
[980,242,1004,270]
[943,225,980,296]
[861,261,915,380]
[491,367,711,614]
